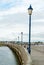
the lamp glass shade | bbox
[28,9,32,15]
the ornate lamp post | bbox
[28,5,33,54]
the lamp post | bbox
[28,5,33,54]
[18,36,19,43]
[21,32,23,43]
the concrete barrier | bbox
[0,43,32,65]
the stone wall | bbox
[0,43,32,65]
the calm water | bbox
[0,46,19,65]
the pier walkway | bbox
[31,45,44,65]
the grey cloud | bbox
[0,11,44,42]
[0,13,28,30]
[0,13,28,24]
[31,32,44,39]
[32,21,44,26]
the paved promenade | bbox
[31,45,44,65]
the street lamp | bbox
[18,36,19,43]
[28,5,33,54]
[21,32,23,43]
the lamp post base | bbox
[27,46,31,54]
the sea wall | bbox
[0,43,32,65]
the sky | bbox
[0,0,44,42]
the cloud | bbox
[0,0,44,16]
[0,0,10,3]
[0,0,44,41]
[0,11,44,42]
[0,13,28,41]
[0,6,27,17]
[0,0,14,10]
[31,32,44,42]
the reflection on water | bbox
[0,46,19,65]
